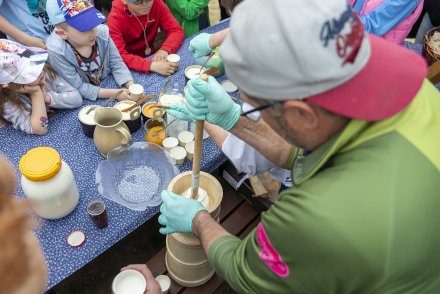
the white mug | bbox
[112,269,147,294]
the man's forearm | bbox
[209,28,230,48]
[230,117,293,167]
[192,210,230,256]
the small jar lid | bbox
[19,147,62,181]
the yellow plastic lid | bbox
[19,147,62,181]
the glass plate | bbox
[96,142,179,211]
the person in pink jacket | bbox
[349,0,423,44]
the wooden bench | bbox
[146,173,260,293]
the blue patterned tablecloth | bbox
[0,19,232,290]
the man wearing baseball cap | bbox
[159,0,440,292]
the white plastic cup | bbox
[162,137,179,152]
[170,146,186,166]
[129,84,144,100]
[112,269,147,294]
[166,54,180,66]
[178,130,194,148]
[155,275,171,294]
[185,141,194,161]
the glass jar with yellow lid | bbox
[19,147,79,219]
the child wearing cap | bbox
[45,0,135,101]
[0,39,82,135]
[107,0,184,75]
[166,0,210,38]
[0,0,54,49]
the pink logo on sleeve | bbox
[256,223,289,277]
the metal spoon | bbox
[199,51,215,75]
[151,118,179,136]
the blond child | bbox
[0,39,82,135]
[46,0,135,101]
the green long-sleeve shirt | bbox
[166,0,210,38]
[208,80,440,293]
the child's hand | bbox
[17,84,42,94]
[124,80,134,89]
[150,61,178,76]
[116,89,133,101]
[152,50,168,62]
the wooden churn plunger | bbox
[190,73,209,199]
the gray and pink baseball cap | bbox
[220,0,427,121]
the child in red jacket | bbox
[108,0,184,75]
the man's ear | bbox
[283,100,320,130]
[54,26,68,40]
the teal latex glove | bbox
[158,190,207,234]
[188,76,241,130]
[165,86,208,122]
[189,33,213,59]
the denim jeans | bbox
[415,13,434,43]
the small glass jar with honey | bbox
[144,118,167,146]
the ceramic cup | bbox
[129,84,144,100]
[166,54,180,66]
[155,275,171,294]
[162,136,179,152]
[113,101,142,133]
[178,130,194,148]
[184,65,206,82]
[78,105,101,138]
[170,146,186,166]
[112,269,147,294]
[185,140,194,161]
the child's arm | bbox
[0,15,46,49]
[157,0,185,54]
[98,88,132,101]
[3,86,48,135]
[28,86,49,135]
[44,72,83,109]
[169,0,210,21]
[47,50,100,100]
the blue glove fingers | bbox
[166,105,206,121]
[159,226,175,235]
[165,105,195,122]
[189,33,212,59]
[185,102,208,117]
[158,213,167,225]
[188,78,210,95]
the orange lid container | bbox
[19,147,62,181]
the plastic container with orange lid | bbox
[19,147,79,219]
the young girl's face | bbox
[124,0,154,16]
